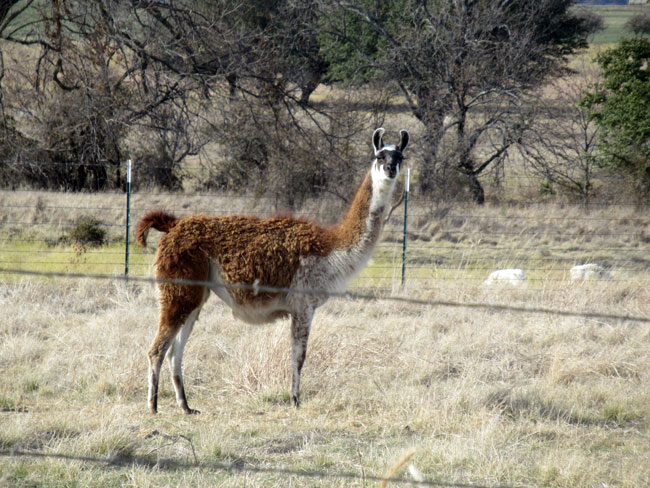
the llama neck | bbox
[334,165,396,252]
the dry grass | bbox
[1,273,649,487]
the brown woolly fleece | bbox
[136,170,374,304]
[135,210,178,249]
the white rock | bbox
[570,263,612,282]
[484,268,527,286]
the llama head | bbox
[372,128,409,180]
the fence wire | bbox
[3,165,650,291]
[2,267,649,324]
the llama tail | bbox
[135,210,179,248]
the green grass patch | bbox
[0,238,153,279]
[583,5,650,45]
[0,394,17,412]
[259,390,291,405]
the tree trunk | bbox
[468,174,485,204]
[459,157,485,205]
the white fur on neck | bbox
[370,151,399,217]
[288,158,400,308]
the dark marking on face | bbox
[376,149,403,179]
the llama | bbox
[136,128,409,414]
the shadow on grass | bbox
[0,448,518,488]
[485,388,644,429]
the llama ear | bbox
[372,128,385,155]
[398,130,409,152]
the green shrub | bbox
[67,217,107,247]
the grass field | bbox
[2,186,650,487]
[580,5,649,45]
[1,274,649,487]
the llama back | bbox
[155,214,336,294]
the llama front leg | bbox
[290,308,314,407]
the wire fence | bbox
[0,446,524,488]
[2,268,649,324]
[0,447,518,488]
[2,160,650,293]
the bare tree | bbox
[0,1,219,190]
[318,0,594,203]
[0,1,36,163]
[90,0,375,204]
[1,0,369,199]
[518,71,600,203]
[3,0,594,202]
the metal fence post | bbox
[401,167,410,286]
[125,159,132,278]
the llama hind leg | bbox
[167,305,203,414]
[148,284,206,414]
[148,324,178,414]
[290,308,314,407]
